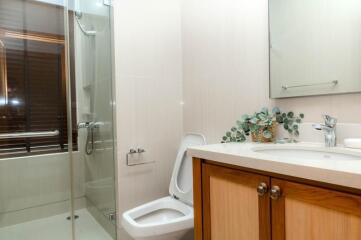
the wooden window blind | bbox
[0,29,77,157]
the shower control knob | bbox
[129,149,137,154]
[257,182,268,196]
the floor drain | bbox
[66,215,79,220]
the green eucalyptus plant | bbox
[222,107,304,143]
[275,108,304,141]
[222,107,277,143]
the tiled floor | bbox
[0,209,113,240]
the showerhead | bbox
[74,11,96,36]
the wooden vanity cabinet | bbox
[201,163,271,240]
[193,158,361,240]
[272,179,361,240]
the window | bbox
[0,2,77,157]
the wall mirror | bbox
[269,0,361,98]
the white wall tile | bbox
[0,152,85,226]
[113,0,183,237]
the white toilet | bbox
[121,133,206,240]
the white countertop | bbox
[188,142,361,190]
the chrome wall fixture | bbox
[74,11,97,36]
[78,122,102,155]
[74,0,112,36]
[103,0,111,6]
[126,148,154,166]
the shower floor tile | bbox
[0,209,113,240]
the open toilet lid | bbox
[169,133,206,206]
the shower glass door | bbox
[70,0,117,239]
[0,0,116,239]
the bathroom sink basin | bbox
[252,146,361,161]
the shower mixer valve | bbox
[77,122,102,130]
[77,122,103,155]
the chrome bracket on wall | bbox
[103,0,111,6]
[126,148,155,166]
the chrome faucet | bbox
[312,115,337,147]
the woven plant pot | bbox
[251,122,277,143]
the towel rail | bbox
[282,80,338,90]
[0,130,60,139]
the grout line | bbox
[0,197,85,215]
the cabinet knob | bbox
[257,182,268,196]
[270,186,282,200]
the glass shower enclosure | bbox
[0,0,117,239]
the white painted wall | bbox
[182,0,361,144]
[182,0,271,143]
[112,0,183,238]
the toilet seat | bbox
[121,133,206,240]
[169,134,206,205]
[122,196,194,238]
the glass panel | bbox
[70,0,117,239]
[0,0,116,238]
[0,0,73,239]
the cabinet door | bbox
[202,164,271,240]
[271,178,361,240]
